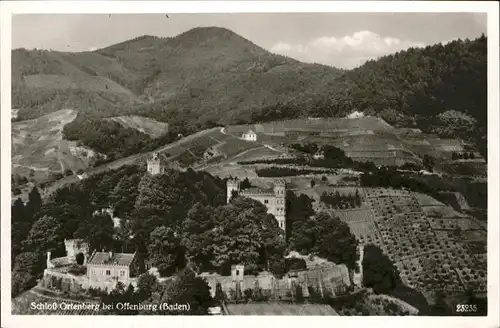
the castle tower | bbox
[231,264,245,300]
[147,152,164,175]
[226,178,241,203]
[274,179,287,231]
[64,239,89,265]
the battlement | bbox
[274,179,286,186]
[147,152,165,175]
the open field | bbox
[23,74,136,98]
[106,115,169,138]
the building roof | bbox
[87,251,135,267]
[244,129,256,135]
[225,303,339,315]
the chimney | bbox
[109,251,113,259]
[47,251,51,261]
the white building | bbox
[241,129,257,142]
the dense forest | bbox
[11,165,358,298]
[12,29,487,159]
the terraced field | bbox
[329,187,487,299]
[11,109,96,182]
[364,188,486,296]
[23,74,136,97]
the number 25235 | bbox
[456,304,478,312]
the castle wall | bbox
[200,265,351,300]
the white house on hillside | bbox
[241,129,257,142]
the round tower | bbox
[226,178,241,203]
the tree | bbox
[12,252,44,297]
[311,212,358,269]
[323,145,346,162]
[22,215,64,255]
[240,178,252,190]
[207,198,285,275]
[136,272,160,302]
[310,180,316,188]
[148,226,182,276]
[423,155,435,171]
[181,203,216,273]
[109,174,141,217]
[12,198,29,261]
[154,270,213,315]
[74,213,115,252]
[362,244,401,294]
[25,186,42,220]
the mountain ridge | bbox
[12,28,487,158]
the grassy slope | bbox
[11,109,97,180]
[12,28,343,124]
[106,115,169,138]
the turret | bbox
[226,178,241,203]
[274,179,286,197]
[147,152,164,175]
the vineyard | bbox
[331,187,486,298]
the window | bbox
[120,270,125,277]
[236,270,240,275]
[106,270,111,276]
[264,199,269,204]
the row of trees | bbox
[256,167,332,177]
[320,190,362,209]
[451,152,476,160]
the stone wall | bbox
[200,265,351,301]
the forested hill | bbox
[299,34,487,156]
[12,27,344,124]
[12,29,487,156]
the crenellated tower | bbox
[226,177,241,203]
[147,152,165,175]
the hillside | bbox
[11,109,98,185]
[106,115,169,138]
[12,28,487,161]
[12,27,343,124]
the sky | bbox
[12,13,487,69]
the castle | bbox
[43,239,137,292]
[227,178,286,231]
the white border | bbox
[1,2,499,328]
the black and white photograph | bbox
[1,1,499,327]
